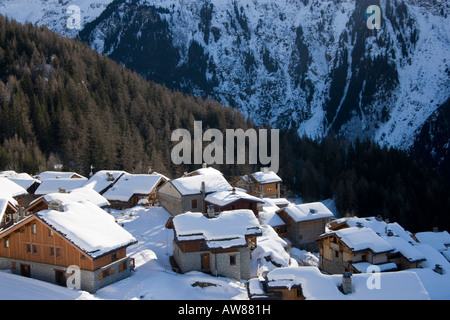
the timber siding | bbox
[0,215,135,293]
[317,233,391,274]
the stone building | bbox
[157,173,232,216]
[275,202,333,252]
[166,209,262,280]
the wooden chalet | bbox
[231,168,282,198]
[316,226,396,274]
[204,188,264,217]
[0,199,137,293]
[325,216,427,272]
[247,276,304,300]
[166,209,262,280]
[101,173,167,209]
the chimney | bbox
[206,205,216,219]
[201,181,206,194]
[341,272,352,294]
[232,187,236,194]
[48,200,64,212]
[433,227,439,233]
[257,203,263,214]
[106,172,114,181]
[433,264,444,275]
[19,207,25,219]
[58,187,66,193]
[202,163,207,168]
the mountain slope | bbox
[0,0,113,38]
[78,0,449,152]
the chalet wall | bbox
[173,241,251,280]
[259,182,280,198]
[0,217,95,270]
[157,183,183,216]
[206,199,260,217]
[318,235,391,274]
[0,256,132,293]
[277,211,329,252]
[182,194,205,214]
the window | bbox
[50,247,55,256]
[26,244,31,253]
[111,252,118,262]
[191,199,197,209]
[4,239,9,248]
[334,250,339,258]
[48,229,53,237]
[229,255,236,265]
[32,224,37,234]
[33,245,38,254]
[56,248,61,257]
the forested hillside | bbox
[0,15,256,178]
[0,15,448,232]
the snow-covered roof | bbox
[102,173,165,202]
[251,170,282,184]
[35,200,137,258]
[333,216,412,239]
[0,177,28,198]
[415,231,450,252]
[263,266,430,300]
[325,227,395,254]
[384,236,426,262]
[172,209,261,249]
[279,202,334,223]
[31,187,110,208]
[35,171,86,181]
[188,167,223,176]
[0,171,40,190]
[350,261,398,273]
[170,174,232,196]
[83,170,127,194]
[34,178,88,196]
[327,216,431,263]
[205,189,264,207]
[258,199,285,227]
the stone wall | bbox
[0,256,132,293]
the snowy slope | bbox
[1,203,449,300]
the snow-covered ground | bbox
[1,203,449,300]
